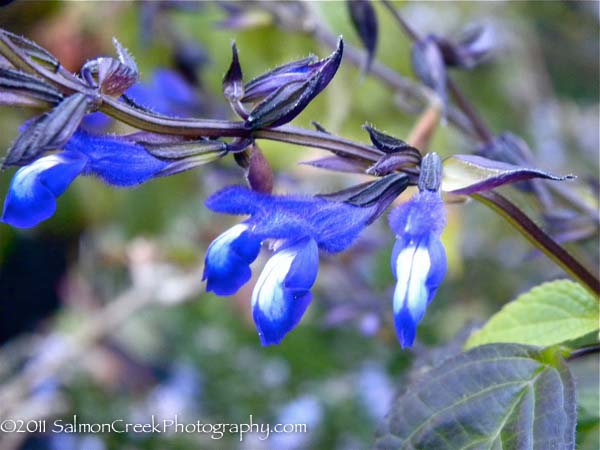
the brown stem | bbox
[567,344,600,361]
[381,0,420,41]
[446,78,494,143]
[474,190,600,296]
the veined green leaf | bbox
[374,344,576,450]
[466,280,599,349]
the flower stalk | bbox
[473,191,600,297]
[0,26,597,302]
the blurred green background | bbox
[0,1,597,449]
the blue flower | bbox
[1,130,174,228]
[388,190,447,348]
[1,152,87,228]
[203,185,375,345]
[252,237,319,345]
[203,224,261,296]
[126,69,204,118]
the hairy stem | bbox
[101,98,383,162]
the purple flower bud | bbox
[347,0,379,73]
[245,145,274,194]
[411,36,447,107]
[242,56,319,103]
[244,38,343,128]
[242,39,343,111]
[363,124,421,157]
[433,25,494,70]
[367,153,420,176]
[80,38,139,96]
[222,41,244,102]
[417,152,442,192]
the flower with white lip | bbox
[203,223,261,296]
[203,186,376,345]
[389,189,447,348]
[1,129,192,228]
[252,237,319,345]
[2,151,87,228]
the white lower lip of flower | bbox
[393,244,431,319]
[210,223,248,251]
[252,247,297,320]
[13,154,72,193]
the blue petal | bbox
[1,152,87,228]
[203,224,261,296]
[394,307,417,349]
[206,186,375,253]
[391,234,447,348]
[126,69,202,118]
[425,235,447,300]
[65,130,169,186]
[252,237,319,345]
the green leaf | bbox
[465,280,599,349]
[374,344,576,450]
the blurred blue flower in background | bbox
[126,69,204,118]
[203,186,376,345]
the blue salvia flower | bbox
[2,69,205,224]
[1,130,175,228]
[251,236,319,345]
[203,186,375,345]
[1,151,88,228]
[203,223,261,296]
[389,153,447,348]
